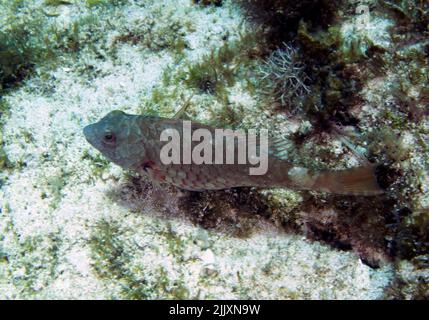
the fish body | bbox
[83,110,383,196]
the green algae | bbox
[139,86,182,117]
[89,219,191,299]
[44,171,68,209]
[0,100,11,170]
[0,148,11,170]
[158,223,187,262]
[111,16,189,58]
[81,150,111,180]
[89,219,153,299]
[85,0,129,7]
[0,0,118,92]
[182,43,237,95]
[0,12,49,91]
[44,0,72,6]
[175,31,264,100]
[0,215,61,297]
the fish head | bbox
[84,110,145,170]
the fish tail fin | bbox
[311,165,384,196]
[270,136,383,196]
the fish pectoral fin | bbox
[139,161,166,183]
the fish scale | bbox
[84,110,384,196]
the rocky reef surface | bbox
[0,0,427,299]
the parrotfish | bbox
[83,110,383,196]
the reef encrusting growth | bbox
[0,0,427,299]
[239,0,429,297]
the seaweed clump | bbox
[384,207,429,299]
[43,0,72,6]
[382,0,429,40]
[184,45,236,95]
[285,193,398,268]
[179,188,270,238]
[238,0,343,46]
[0,12,49,90]
[193,0,223,7]
[179,32,267,97]
[0,1,98,91]
[295,23,377,125]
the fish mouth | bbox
[83,124,97,147]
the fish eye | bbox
[103,131,115,143]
